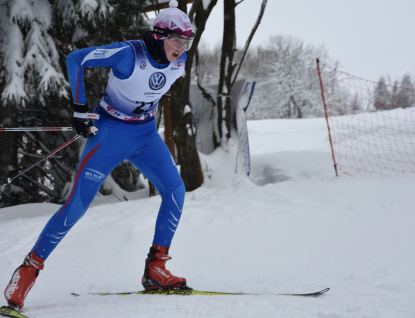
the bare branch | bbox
[18,150,63,159]
[21,174,59,198]
[231,0,268,86]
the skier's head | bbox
[152,0,195,52]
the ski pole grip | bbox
[87,126,98,136]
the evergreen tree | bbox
[396,74,415,109]
[350,94,361,114]
[373,76,390,111]
[0,0,148,207]
[0,0,73,207]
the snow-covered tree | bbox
[373,76,390,111]
[196,34,335,120]
[373,74,414,111]
[396,74,415,109]
[0,0,68,105]
[0,0,148,207]
[252,36,337,119]
[0,0,73,207]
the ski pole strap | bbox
[73,112,100,120]
[0,127,73,132]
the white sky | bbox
[199,0,415,82]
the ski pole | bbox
[0,114,100,132]
[1,126,98,187]
[0,127,73,132]
[2,135,82,187]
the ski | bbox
[0,306,29,318]
[278,288,330,296]
[71,287,329,297]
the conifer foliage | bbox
[0,0,148,207]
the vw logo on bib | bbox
[149,72,166,90]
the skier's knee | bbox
[57,199,87,225]
[172,183,185,211]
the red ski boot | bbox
[4,252,44,310]
[142,244,186,290]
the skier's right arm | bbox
[66,42,135,137]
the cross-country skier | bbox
[4,0,194,311]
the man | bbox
[4,0,194,311]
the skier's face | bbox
[164,39,185,62]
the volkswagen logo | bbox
[149,72,166,90]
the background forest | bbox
[195,36,415,120]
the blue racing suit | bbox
[32,40,187,260]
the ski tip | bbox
[281,287,330,297]
[311,287,330,296]
[321,288,330,293]
[308,287,330,296]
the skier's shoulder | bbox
[124,39,146,56]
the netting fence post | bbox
[316,58,338,177]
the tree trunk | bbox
[168,0,219,191]
[215,0,236,147]
[170,79,203,192]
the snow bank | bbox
[1,117,414,318]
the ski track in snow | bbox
[1,117,415,317]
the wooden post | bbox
[316,58,338,177]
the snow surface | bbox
[1,117,415,318]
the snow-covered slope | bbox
[1,117,414,318]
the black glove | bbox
[72,102,97,138]
[72,117,94,138]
